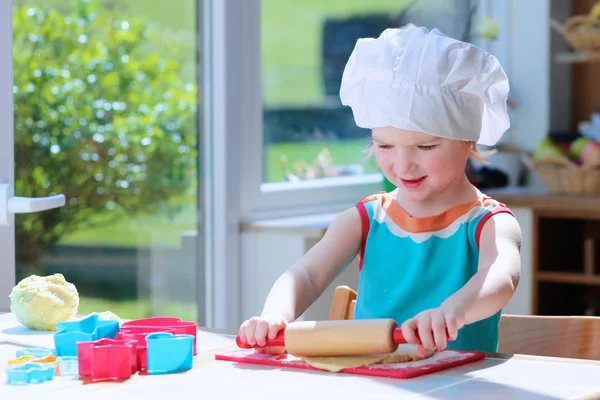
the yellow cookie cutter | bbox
[8,355,59,374]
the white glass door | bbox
[1,0,15,309]
[1,0,205,324]
[0,0,66,304]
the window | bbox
[243,0,486,220]
[10,0,205,324]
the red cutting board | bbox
[215,348,485,379]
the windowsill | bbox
[260,173,382,193]
[247,172,384,222]
[240,212,337,238]
[243,175,383,236]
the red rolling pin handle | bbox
[392,327,406,344]
[393,327,454,344]
[236,330,286,349]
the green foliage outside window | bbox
[13,0,197,267]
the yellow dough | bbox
[83,310,123,324]
[301,344,436,372]
[9,273,79,331]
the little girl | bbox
[239,26,521,356]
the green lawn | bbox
[60,140,380,247]
[59,208,196,248]
[265,139,379,182]
[262,0,412,106]
[78,296,197,322]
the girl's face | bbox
[372,127,470,202]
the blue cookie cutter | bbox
[16,348,55,358]
[57,356,79,376]
[6,363,55,385]
[54,314,119,356]
[146,332,194,374]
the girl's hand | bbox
[238,314,288,354]
[400,307,465,357]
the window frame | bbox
[226,0,511,224]
[233,0,386,223]
[0,0,15,311]
[203,0,255,329]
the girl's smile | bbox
[399,176,427,189]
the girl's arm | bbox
[238,206,363,348]
[440,212,522,325]
[260,206,363,322]
[401,212,522,354]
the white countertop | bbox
[1,313,600,399]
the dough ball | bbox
[9,273,79,331]
[83,310,123,324]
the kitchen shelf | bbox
[534,215,600,315]
[554,51,600,64]
[537,272,600,286]
[484,188,600,315]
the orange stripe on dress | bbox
[384,199,484,234]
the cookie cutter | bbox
[121,317,197,355]
[5,363,55,385]
[8,354,78,377]
[54,313,120,356]
[16,348,55,358]
[9,354,57,368]
[146,332,194,374]
[8,354,58,376]
[115,325,176,371]
[9,355,38,365]
[56,356,79,376]
[76,338,138,381]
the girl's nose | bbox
[393,156,416,177]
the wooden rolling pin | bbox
[236,319,407,356]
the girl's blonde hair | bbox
[464,141,496,165]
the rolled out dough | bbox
[300,344,435,372]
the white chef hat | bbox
[339,26,510,146]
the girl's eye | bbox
[417,145,438,151]
[377,144,393,150]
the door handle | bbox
[0,183,66,226]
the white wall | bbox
[240,231,309,321]
[240,230,361,322]
[503,0,551,152]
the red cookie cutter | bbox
[122,317,197,355]
[77,338,138,382]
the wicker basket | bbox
[551,16,600,51]
[523,154,600,194]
